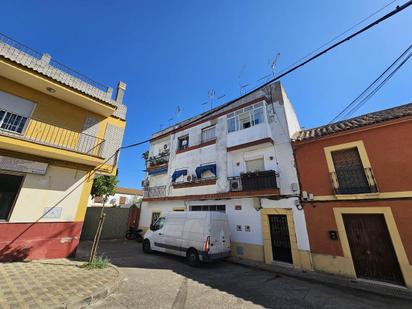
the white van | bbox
[142,211,231,266]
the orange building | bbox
[293,103,412,288]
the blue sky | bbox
[1,0,411,188]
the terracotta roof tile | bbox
[294,103,412,142]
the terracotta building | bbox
[293,103,412,288]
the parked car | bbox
[143,211,231,266]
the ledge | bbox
[143,188,280,202]
[176,139,216,154]
[227,137,274,152]
[173,178,217,188]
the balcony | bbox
[229,170,278,192]
[144,186,166,198]
[0,108,105,157]
[330,167,378,195]
[145,151,169,175]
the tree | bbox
[91,175,118,206]
[89,175,118,263]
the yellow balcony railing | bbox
[0,109,105,157]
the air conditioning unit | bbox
[229,178,242,191]
[141,179,150,188]
[186,174,197,182]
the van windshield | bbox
[152,217,165,231]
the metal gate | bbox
[269,215,293,263]
[343,214,404,285]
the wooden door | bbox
[269,215,293,263]
[343,214,404,285]
[127,206,140,229]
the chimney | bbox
[115,81,127,104]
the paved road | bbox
[76,240,411,309]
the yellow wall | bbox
[9,165,88,223]
[0,76,104,136]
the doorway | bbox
[343,214,404,285]
[269,215,293,264]
[0,172,24,220]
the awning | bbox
[195,164,217,179]
[172,169,187,183]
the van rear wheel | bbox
[186,249,200,267]
[143,239,151,253]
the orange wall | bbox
[293,119,412,195]
[304,200,412,263]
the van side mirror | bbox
[150,224,155,231]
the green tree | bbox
[91,175,118,206]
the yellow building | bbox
[0,33,127,261]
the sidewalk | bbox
[228,257,412,302]
[0,259,122,309]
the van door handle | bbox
[159,233,163,236]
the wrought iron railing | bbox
[229,170,278,191]
[0,32,110,92]
[0,108,105,157]
[144,186,167,198]
[330,167,378,194]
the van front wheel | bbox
[143,239,152,253]
[186,249,200,267]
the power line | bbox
[274,0,399,78]
[6,0,412,246]
[330,44,412,123]
[157,0,412,136]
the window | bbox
[245,158,265,172]
[151,212,161,224]
[119,196,126,205]
[0,173,24,220]
[331,148,372,194]
[201,126,216,143]
[189,205,225,212]
[177,135,189,150]
[227,102,266,133]
[151,217,165,231]
[0,110,28,134]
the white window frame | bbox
[201,125,216,143]
[227,102,265,133]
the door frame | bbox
[334,207,412,287]
[261,208,299,267]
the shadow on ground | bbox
[76,240,411,309]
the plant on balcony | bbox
[147,149,170,168]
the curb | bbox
[50,264,125,309]
[227,257,412,302]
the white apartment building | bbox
[139,82,312,270]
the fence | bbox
[80,207,136,241]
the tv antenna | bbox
[201,89,225,110]
[257,52,281,82]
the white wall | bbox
[10,165,86,222]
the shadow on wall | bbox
[0,245,31,262]
[0,222,81,262]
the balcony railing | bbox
[144,186,166,198]
[330,167,378,195]
[0,109,105,157]
[229,170,278,191]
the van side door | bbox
[163,216,185,256]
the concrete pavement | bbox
[0,258,120,309]
[76,240,412,309]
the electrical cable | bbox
[330,44,412,122]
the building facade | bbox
[140,82,312,270]
[0,34,127,261]
[293,103,412,287]
[88,187,143,208]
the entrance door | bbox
[0,173,24,220]
[269,215,293,263]
[343,214,404,285]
